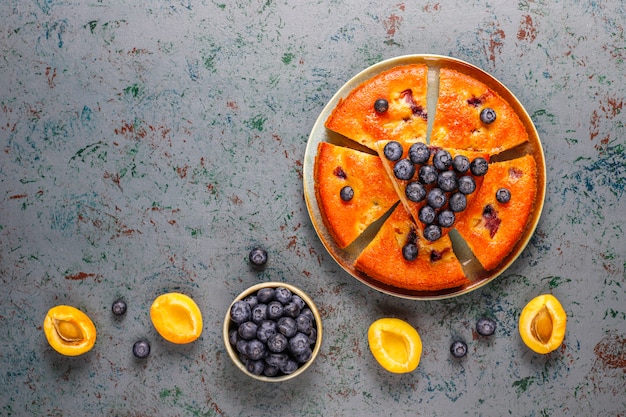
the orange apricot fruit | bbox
[519,294,566,354]
[150,292,203,344]
[43,305,97,356]
[368,318,422,373]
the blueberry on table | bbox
[256,287,275,303]
[402,242,419,261]
[393,159,416,180]
[470,157,489,176]
[457,175,476,195]
[480,107,497,124]
[427,188,447,209]
[450,340,468,358]
[374,98,389,113]
[476,317,496,336]
[340,185,354,201]
[112,299,127,316]
[418,164,438,185]
[267,333,289,353]
[418,205,437,225]
[423,224,442,242]
[405,181,426,203]
[132,340,150,359]
[496,188,511,203]
[230,300,251,324]
[248,248,268,267]
[437,210,456,228]
[433,149,453,171]
[238,321,258,340]
[449,192,467,213]
[383,141,403,161]
[274,287,293,304]
[453,155,471,174]
[409,142,430,165]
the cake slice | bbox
[314,142,399,248]
[325,64,429,151]
[454,154,537,270]
[355,205,469,292]
[430,68,529,154]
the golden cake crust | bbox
[325,64,429,151]
[314,142,399,248]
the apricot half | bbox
[519,294,566,354]
[150,292,203,344]
[368,318,422,373]
[43,305,97,356]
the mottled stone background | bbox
[1,0,624,416]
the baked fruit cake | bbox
[314,62,539,293]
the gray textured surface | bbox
[1,1,625,416]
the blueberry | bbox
[449,192,467,213]
[307,327,318,345]
[246,339,267,360]
[256,287,275,303]
[267,301,284,320]
[423,224,442,242]
[263,365,280,377]
[229,329,239,346]
[251,303,268,324]
[246,359,265,375]
[405,181,426,203]
[374,98,389,113]
[267,333,289,353]
[236,339,248,355]
[265,352,289,369]
[453,155,471,174]
[283,301,301,318]
[393,159,415,181]
[427,188,447,209]
[277,316,297,338]
[295,348,313,363]
[238,321,258,340]
[437,170,458,192]
[340,186,354,201]
[256,320,277,343]
[274,287,293,304]
[289,332,310,356]
[450,340,468,358]
[402,242,418,261]
[112,299,127,316]
[476,318,496,336]
[408,142,430,164]
[249,248,268,267]
[383,141,403,161]
[433,150,453,171]
[418,164,438,184]
[230,300,251,324]
[280,358,299,375]
[418,205,437,225]
[437,210,455,228]
[295,314,313,334]
[132,340,150,359]
[457,175,476,195]
[470,157,489,176]
[290,295,306,310]
[480,107,496,124]
[300,307,315,323]
[243,294,258,308]
[496,188,511,203]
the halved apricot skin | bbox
[150,293,203,344]
[519,294,566,354]
[43,305,96,356]
[368,318,422,373]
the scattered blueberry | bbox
[450,340,468,358]
[238,321,258,340]
[457,175,476,195]
[418,164,438,184]
[277,316,297,338]
[256,320,277,343]
[112,299,127,316]
[480,107,497,124]
[453,155,471,174]
[267,333,289,353]
[288,332,310,356]
[470,157,489,176]
[423,224,442,242]
[402,242,419,261]
[437,171,458,192]
[374,98,389,113]
[246,339,267,360]
[408,142,430,164]
[132,340,150,359]
[267,301,284,320]
[476,317,496,336]
[340,185,354,202]
[418,205,437,225]
[274,287,293,304]
[405,181,426,203]
[433,150,453,171]
[383,141,403,161]
[230,300,251,324]
[437,210,455,228]
[256,287,275,303]
[496,188,511,203]
[393,159,416,181]
[251,303,268,324]
[427,188,447,209]
[449,192,467,213]
[249,248,268,267]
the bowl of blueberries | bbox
[223,282,323,382]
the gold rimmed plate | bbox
[303,55,546,300]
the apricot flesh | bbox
[44,305,96,356]
[150,292,203,344]
[368,318,422,373]
[519,294,566,354]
